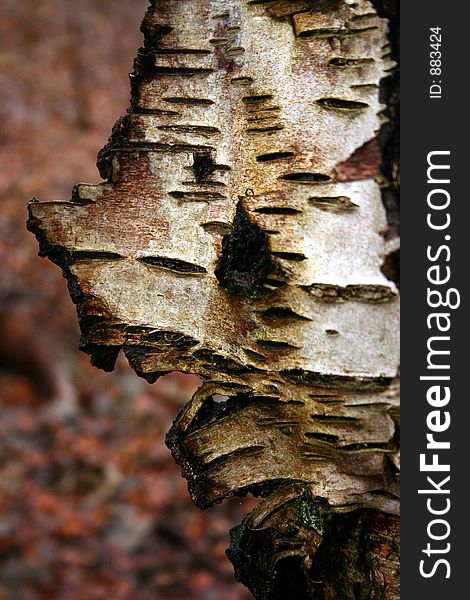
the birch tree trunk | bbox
[28,0,400,597]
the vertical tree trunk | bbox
[28,1,400,597]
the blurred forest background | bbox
[0,1,255,598]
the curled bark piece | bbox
[227,485,324,600]
[228,486,400,600]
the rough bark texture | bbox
[28,0,400,597]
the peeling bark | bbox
[28,0,400,597]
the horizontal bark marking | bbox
[305,431,339,443]
[303,283,396,303]
[106,141,216,154]
[242,94,274,104]
[140,330,199,348]
[226,46,245,56]
[253,206,301,215]
[281,369,390,392]
[162,96,214,106]
[308,393,343,402]
[152,66,214,75]
[246,125,284,134]
[260,307,311,322]
[247,0,282,5]
[350,82,379,90]
[308,196,358,211]
[168,190,226,201]
[243,348,268,362]
[255,151,295,162]
[247,115,280,123]
[296,26,379,39]
[281,172,331,183]
[340,442,389,451]
[199,445,266,474]
[182,181,226,187]
[191,349,262,375]
[261,278,286,288]
[256,417,298,427]
[133,107,181,116]
[350,13,377,23]
[247,107,281,115]
[70,251,124,262]
[255,340,300,352]
[272,252,307,261]
[310,414,359,423]
[153,48,212,55]
[230,76,254,85]
[329,56,375,68]
[157,124,220,135]
[138,256,207,274]
[201,221,233,235]
[316,98,370,111]
[208,37,229,46]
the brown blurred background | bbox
[0,1,254,598]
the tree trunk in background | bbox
[28,1,400,597]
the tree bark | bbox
[28,0,400,597]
